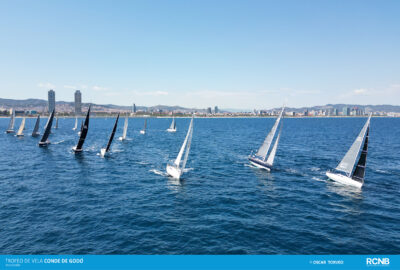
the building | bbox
[48,89,55,113]
[132,103,136,113]
[214,106,219,114]
[74,90,82,115]
[207,107,212,114]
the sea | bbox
[0,116,399,254]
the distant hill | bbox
[0,98,399,113]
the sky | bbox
[0,0,399,109]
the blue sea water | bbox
[0,117,399,254]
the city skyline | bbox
[0,1,400,109]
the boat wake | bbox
[53,140,66,145]
[183,167,194,172]
[312,176,326,182]
[310,167,321,172]
[149,169,167,176]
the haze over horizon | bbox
[0,0,399,109]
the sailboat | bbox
[166,116,177,132]
[73,106,91,153]
[140,119,147,134]
[100,113,120,157]
[16,117,26,137]
[248,107,284,171]
[32,115,40,137]
[326,114,371,188]
[166,116,194,179]
[118,116,128,141]
[38,109,55,147]
[72,117,78,130]
[55,117,59,129]
[6,109,15,133]
[78,121,83,136]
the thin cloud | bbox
[132,91,169,96]
[37,82,55,89]
[92,85,108,91]
[63,85,77,89]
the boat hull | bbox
[249,156,272,171]
[166,128,176,133]
[38,141,50,147]
[140,130,146,134]
[32,133,40,137]
[166,164,182,179]
[72,147,82,153]
[6,130,14,134]
[16,134,24,137]
[326,171,363,188]
[118,136,125,141]
[100,148,107,157]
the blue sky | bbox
[0,0,399,109]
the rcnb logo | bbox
[366,258,390,266]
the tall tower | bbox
[132,103,137,113]
[214,106,219,114]
[74,90,82,115]
[48,89,55,113]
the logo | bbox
[366,258,390,266]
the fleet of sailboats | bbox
[118,117,128,141]
[100,113,119,157]
[166,116,177,132]
[326,114,372,188]
[3,108,375,186]
[166,116,194,179]
[249,107,284,171]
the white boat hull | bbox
[100,148,107,157]
[166,128,176,133]
[326,171,363,188]
[39,141,50,147]
[72,146,82,153]
[140,130,145,134]
[166,164,182,179]
[118,136,125,141]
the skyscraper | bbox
[48,89,55,113]
[207,107,212,114]
[132,103,136,113]
[214,106,219,114]
[74,90,82,115]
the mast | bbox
[32,115,40,136]
[335,115,371,176]
[351,127,369,183]
[74,106,91,152]
[255,107,284,160]
[39,109,55,145]
[105,114,119,153]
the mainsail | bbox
[7,109,15,132]
[122,117,128,139]
[16,118,26,136]
[266,122,283,166]
[32,115,40,136]
[255,107,284,160]
[169,117,175,129]
[74,106,91,151]
[105,114,119,153]
[73,117,78,130]
[39,109,55,145]
[55,117,59,129]
[336,115,371,176]
[174,117,194,168]
[351,127,369,183]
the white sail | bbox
[266,123,282,166]
[16,118,25,136]
[169,117,175,129]
[181,121,193,170]
[122,117,128,139]
[7,109,15,131]
[174,117,194,167]
[256,107,284,160]
[73,117,78,130]
[336,115,371,176]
